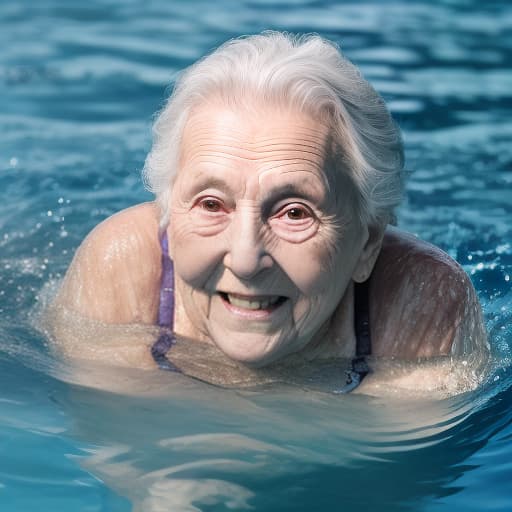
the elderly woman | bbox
[50,32,487,393]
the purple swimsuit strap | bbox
[151,231,179,371]
[157,232,174,328]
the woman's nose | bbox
[223,209,273,280]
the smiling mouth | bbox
[219,292,288,311]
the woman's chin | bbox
[213,338,279,368]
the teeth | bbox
[227,294,281,310]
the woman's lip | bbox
[218,291,284,301]
[218,292,288,317]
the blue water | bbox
[1,0,511,510]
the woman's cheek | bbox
[271,241,324,292]
[255,223,336,294]
[170,219,228,287]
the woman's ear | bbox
[352,224,386,283]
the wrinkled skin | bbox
[168,103,381,366]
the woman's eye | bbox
[198,198,223,212]
[277,204,314,222]
[285,207,310,220]
[269,202,318,241]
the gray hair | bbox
[143,31,404,230]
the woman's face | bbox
[169,102,372,366]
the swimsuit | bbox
[151,233,372,393]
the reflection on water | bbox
[32,363,512,512]
[1,325,511,511]
[1,0,511,510]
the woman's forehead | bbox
[169,104,359,213]
[180,103,330,159]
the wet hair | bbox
[143,31,404,230]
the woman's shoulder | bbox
[54,202,162,324]
[370,226,485,358]
[75,202,161,278]
[84,201,160,245]
[77,202,162,269]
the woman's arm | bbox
[370,227,488,359]
[54,202,161,323]
[45,202,163,366]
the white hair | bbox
[143,31,404,231]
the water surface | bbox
[1,0,511,510]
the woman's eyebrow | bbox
[183,174,327,205]
[262,182,325,206]
[185,176,235,196]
